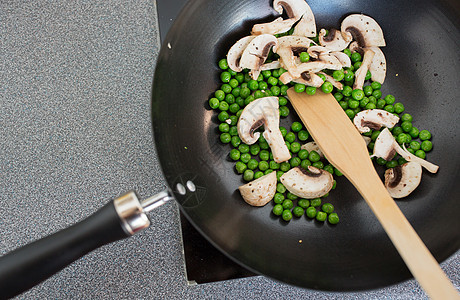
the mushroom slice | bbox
[307,46,330,59]
[280,166,334,199]
[341,14,386,48]
[260,60,282,71]
[292,7,317,37]
[318,71,343,90]
[280,71,323,87]
[251,17,297,35]
[372,128,439,173]
[237,97,291,163]
[318,28,353,52]
[239,172,277,206]
[301,141,324,158]
[330,51,352,68]
[275,36,315,74]
[227,36,256,72]
[385,162,422,199]
[368,46,387,84]
[273,0,309,21]
[353,109,400,133]
[240,34,278,77]
[290,56,342,78]
[353,48,375,90]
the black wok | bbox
[0,0,458,297]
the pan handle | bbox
[0,190,173,298]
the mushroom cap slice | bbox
[276,36,315,75]
[353,109,400,133]
[368,46,387,84]
[239,172,277,206]
[292,6,317,37]
[259,60,282,71]
[341,14,386,47]
[251,17,297,35]
[330,51,352,68]
[318,28,352,52]
[227,36,256,72]
[280,166,334,199]
[353,48,375,90]
[237,96,291,163]
[385,162,423,198]
[280,71,324,87]
[273,0,310,21]
[290,55,342,78]
[239,34,278,71]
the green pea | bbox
[228,68,237,76]
[376,99,386,109]
[294,83,306,93]
[409,127,420,138]
[271,86,281,96]
[305,86,316,95]
[220,133,231,143]
[229,126,238,136]
[240,153,251,163]
[376,157,387,165]
[401,121,413,132]
[240,87,251,99]
[308,150,321,162]
[322,203,334,214]
[243,169,254,181]
[273,204,283,216]
[259,150,270,161]
[262,70,271,78]
[290,157,301,167]
[296,149,308,161]
[351,52,362,63]
[394,102,405,114]
[344,71,354,82]
[278,97,288,106]
[229,149,241,161]
[289,122,302,133]
[398,157,407,165]
[293,206,304,217]
[238,144,250,153]
[282,209,293,221]
[334,92,344,101]
[218,58,228,70]
[328,213,339,224]
[280,161,291,172]
[348,100,360,109]
[397,133,408,145]
[253,90,264,99]
[386,160,398,169]
[321,81,334,93]
[258,160,269,172]
[415,149,426,159]
[335,168,343,176]
[254,171,264,179]
[249,144,260,155]
[359,97,370,108]
[401,113,413,122]
[274,193,285,204]
[299,52,310,62]
[221,84,232,94]
[371,130,381,141]
[371,81,381,90]
[270,161,280,170]
[235,96,244,107]
[247,159,259,170]
[209,97,220,109]
[372,89,382,99]
[285,132,296,143]
[368,96,377,104]
[229,103,240,114]
[421,140,433,152]
[259,141,270,150]
[384,94,395,105]
[300,159,311,169]
[345,109,355,119]
[352,89,364,100]
[259,81,268,91]
[366,103,376,110]
[229,79,239,89]
[231,136,241,148]
[419,130,432,140]
[410,141,422,152]
[248,80,259,91]
[343,48,352,57]
[333,70,345,81]
[280,85,289,96]
[276,170,284,181]
[277,183,286,193]
[290,142,301,153]
[267,76,278,86]
[323,164,334,174]
[363,85,373,96]
[392,126,403,137]
[235,73,244,83]
[306,207,317,218]
[310,198,321,207]
[298,130,309,141]
[298,199,310,209]
[279,106,290,117]
[235,161,247,174]
[219,123,229,133]
[286,192,298,200]
[316,211,327,222]
[272,69,280,78]
[312,161,324,169]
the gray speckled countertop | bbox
[0,1,458,299]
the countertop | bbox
[0,0,458,298]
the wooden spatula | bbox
[287,88,459,299]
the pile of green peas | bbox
[209,43,434,225]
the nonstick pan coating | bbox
[152,0,460,291]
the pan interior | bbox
[152,0,460,291]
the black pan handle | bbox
[0,190,173,299]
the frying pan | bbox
[0,0,459,297]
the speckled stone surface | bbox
[0,0,458,299]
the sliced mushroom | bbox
[330,51,352,68]
[353,109,400,133]
[273,0,309,22]
[301,141,324,158]
[372,128,439,173]
[260,60,282,71]
[239,172,277,206]
[307,45,330,59]
[227,36,256,72]
[341,14,386,48]
[385,162,422,198]
[237,97,291,163]
[279,71,323,87]
[276,36,315,73]
[368,46,387,84]
[292,6,316,37]
[251,17,297,35]
[353,48,375,90]
[280,166,334,199]
[318,28,352,52]
[290,56,342,78]
[240,34,278,79]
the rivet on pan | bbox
[176,183,186,195]
[186,180,196,192]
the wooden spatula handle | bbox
[350,165,459,299]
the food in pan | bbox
[208,0,438,223]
